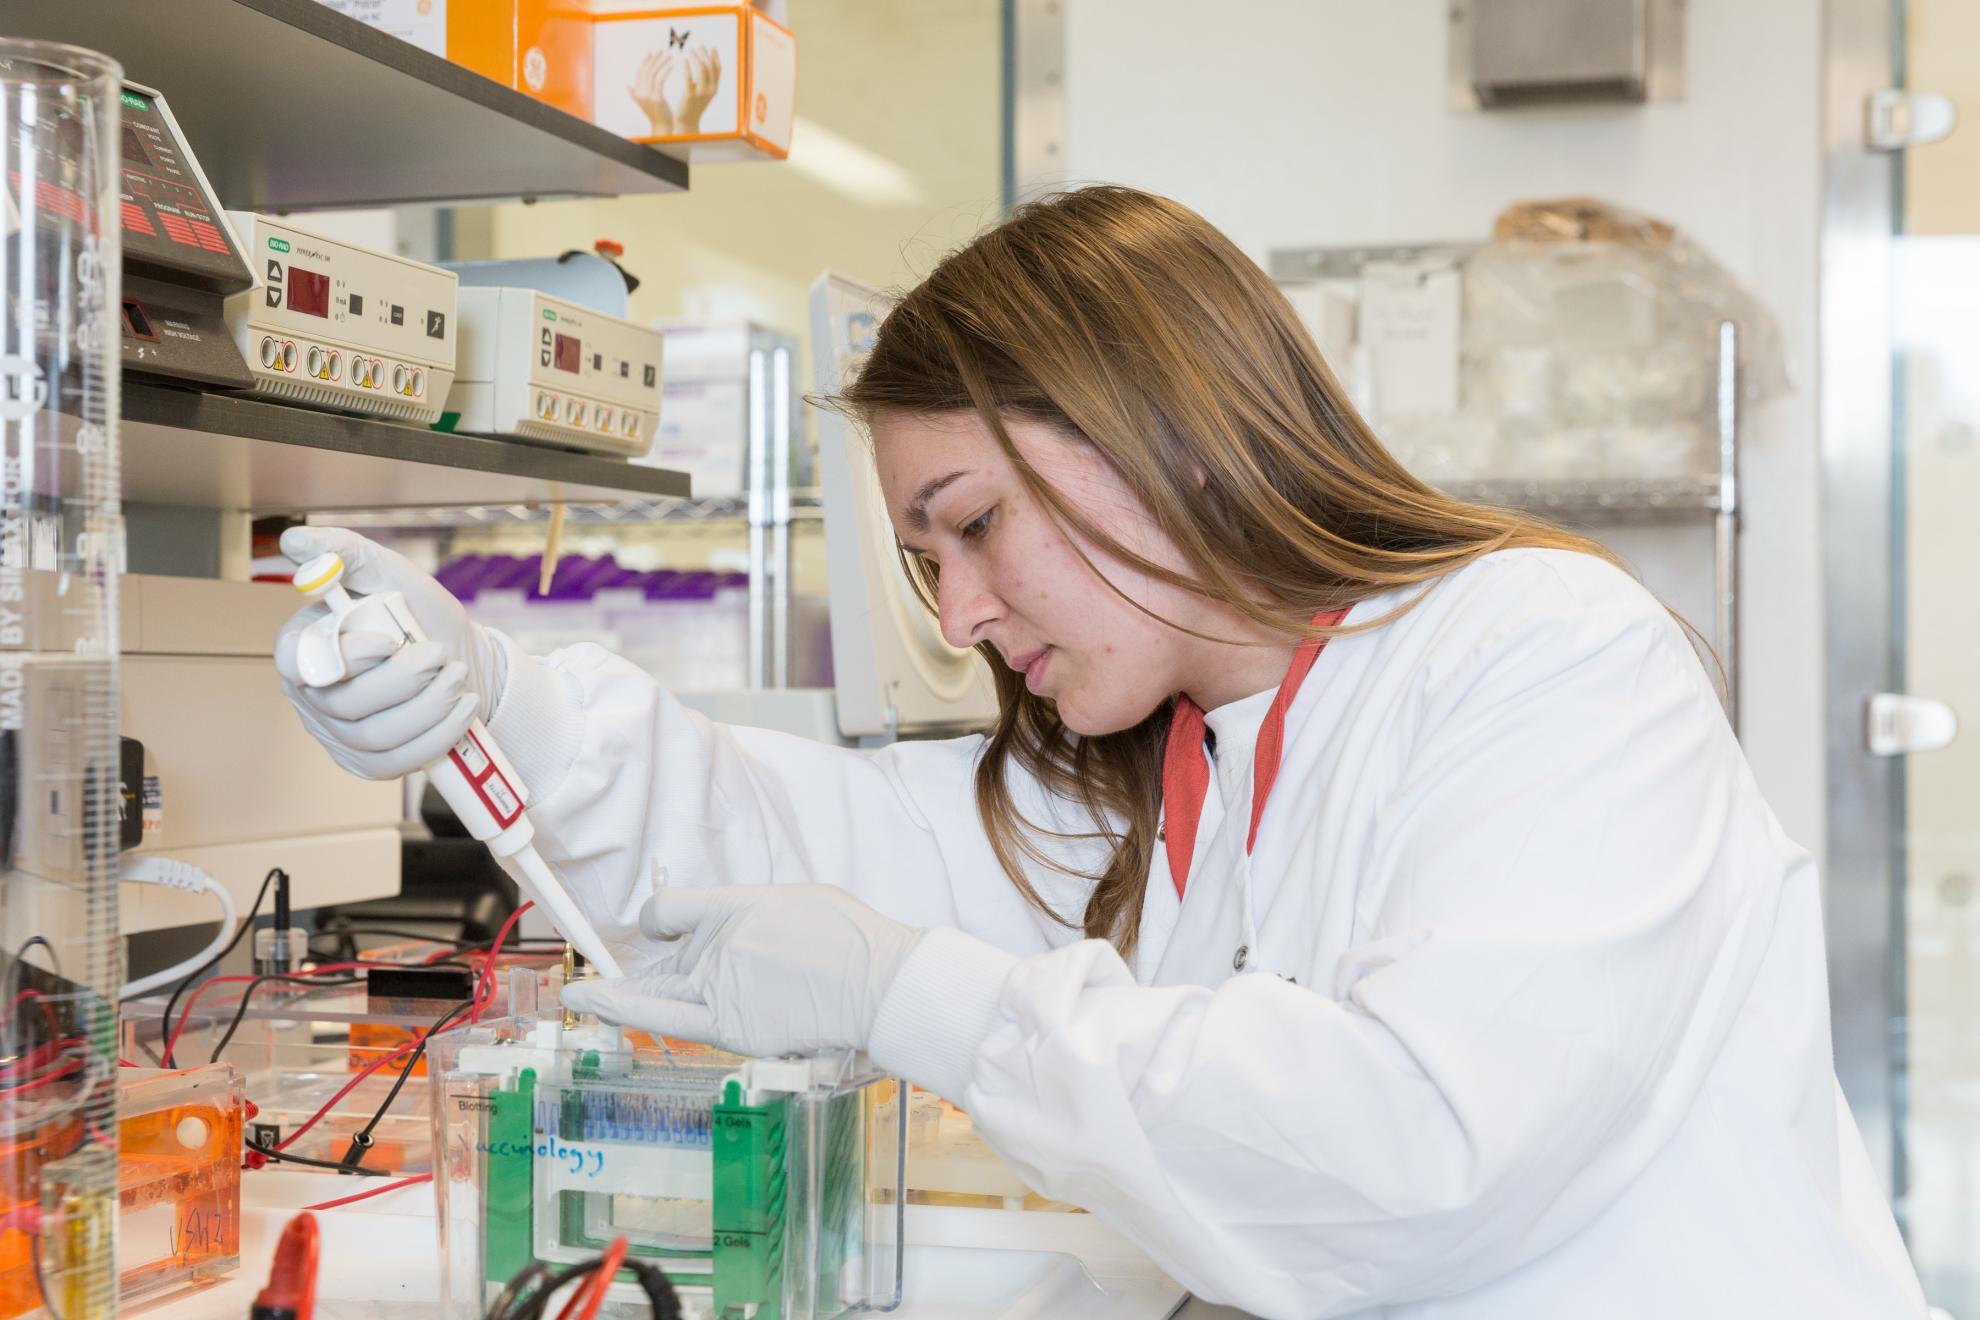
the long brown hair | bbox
[842,185,1619,960]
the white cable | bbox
[116,857,236,1002]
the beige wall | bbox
[1906,0,1980,237]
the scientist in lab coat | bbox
[276,186,1926,1319]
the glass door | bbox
[1891,0,1980,1308]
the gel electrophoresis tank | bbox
[431,1013,904,1319]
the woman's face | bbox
[871,410,1231,735]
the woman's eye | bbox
[960,509,994,542]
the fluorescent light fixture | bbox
[787,116,927,207]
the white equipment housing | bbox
[120,575,402,935]
[445,286,662,458]
[224,211,458,424]
[681,274,996,745]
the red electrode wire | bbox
[251,1212,319,1320]
[0,1039,81,1084]
[271,1032,422,1154]
[0,1057,81,1096]
[271,903,529,1158]
[558,1235,629,1320]
[471,902,532,1023]
[300,1172,431,1213]
[163,959,378,1067]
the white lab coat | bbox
[485,547,1925,1320]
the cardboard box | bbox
[590,3,796,160]
[315,0,593,119]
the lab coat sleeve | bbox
[483,633,1098,972]
[869,576,1788,1318]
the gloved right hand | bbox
[273,526,507,781]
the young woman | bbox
[276,188,1923,1319]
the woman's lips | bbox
[1021,646,1053,695]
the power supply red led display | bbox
[287,268,331,319]
[552,332,581,374]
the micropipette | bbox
[288,551,624,978]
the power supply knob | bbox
[259,336,278,369]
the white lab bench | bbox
[135,1170,1210,1319]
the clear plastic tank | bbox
[0,40,125,1320]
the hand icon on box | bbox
[628,44,722,137]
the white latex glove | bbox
[272,526,506,781]
[560,885,925,1058]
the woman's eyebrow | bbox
[904,470,970,533]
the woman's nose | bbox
[937,566,1001,651]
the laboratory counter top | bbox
[137,1170,1247,1319]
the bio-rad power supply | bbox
[443,287,661,457]
[115,84,255,387]
[224,212,457,423]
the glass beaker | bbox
[0,40,125,1320]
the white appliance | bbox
[120,575,403,935]
[444,286,662,458]
[224,211,458,424]
[678,273,997,743]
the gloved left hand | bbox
[559,885,925,1058]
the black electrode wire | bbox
[624,1259,684,1320]
[203,957,480,1067]
[484,1261,554,1320]
[340,998,473,1169]
[310,927,481,950]
[490,1255,683,1320]
[160,867,279,1067]
[206,973,364,1065]
[9,935,60,980]
[244,1134,390,1175]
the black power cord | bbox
[160,867,280,1067]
